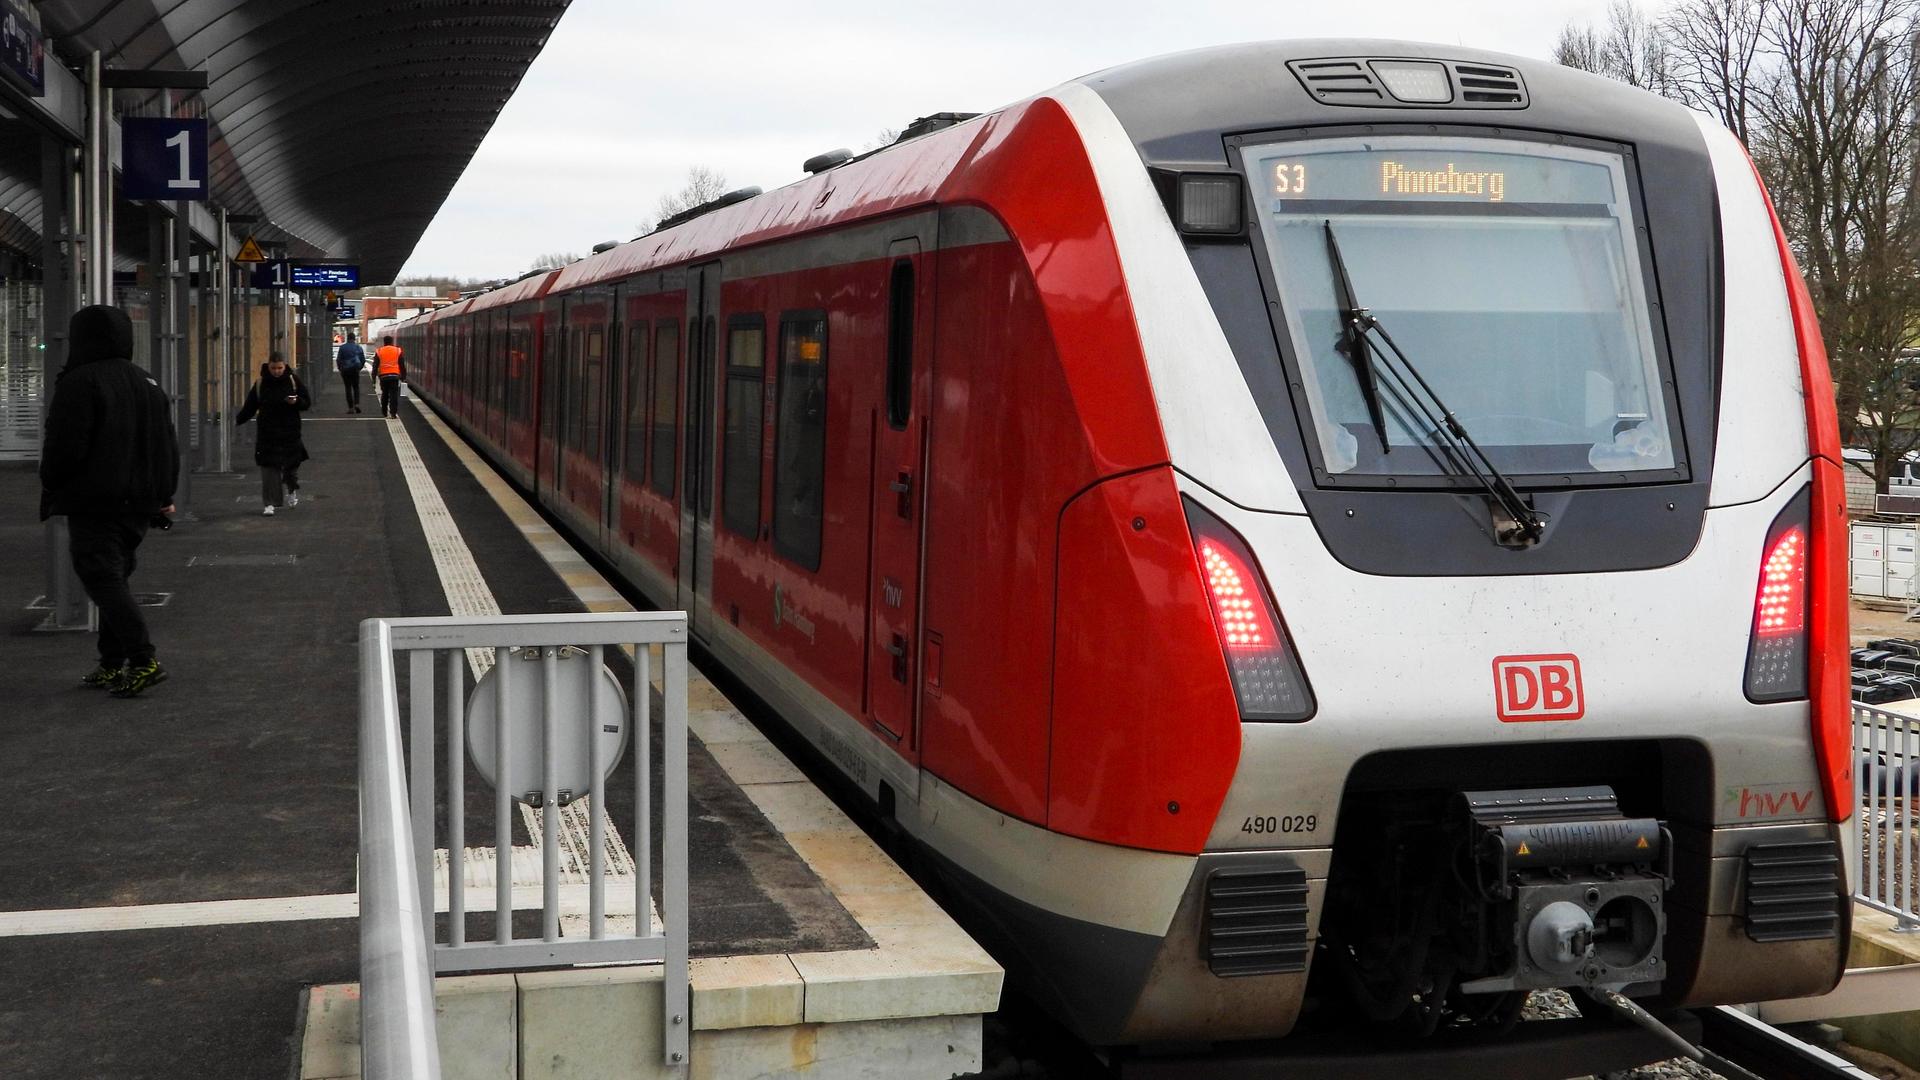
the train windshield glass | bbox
[1246,135,1679,482]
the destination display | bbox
[1255,143,1618,207]
[289,263,360,288]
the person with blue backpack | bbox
[335,332,366,413]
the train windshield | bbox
[1246,135,1681,483]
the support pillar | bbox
[39,134,90,633]
[170,202,191,508]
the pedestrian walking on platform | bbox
[374,336,405,418]
[37,304,179,699]
[236,352,311,516]
[336,333,366,413]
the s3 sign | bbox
[1493,654,1584,722]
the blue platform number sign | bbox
[122,117,210,201]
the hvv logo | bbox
[1493,654,1585,722]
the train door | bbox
[867,237,934,745]
[538,299,563,495]
[601,294,625,547]
[679,262,722,634]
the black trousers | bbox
[379,374,401,416]
[260,464,300,506]
[341,370,361,409]
[66,513,153,666]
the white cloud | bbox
[398,0,1616,280]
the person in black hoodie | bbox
[235,352,312,515]
[38,304,179,698]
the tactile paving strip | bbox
[385,414,636,893]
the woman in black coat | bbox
[235,352,311,515]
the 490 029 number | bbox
[1242,814,1317,835]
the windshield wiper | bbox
[1322,222,1548,546]
[1324,222,1390,454]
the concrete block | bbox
[790,942,1003,1025]
[703,739,807,785]
[686,705,763,747]
[300,983,362,1079]
[436,974,517,1080]
[689,1014,982,1080]
[1837,905,1920,1068]
[735,779,853,835]
[520,966,679,1080]
[779,832,919,896]
[690,954,805,1031]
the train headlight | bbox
[1184,499,1314,721]
[1745,485,1810,703]
[1370,60,1454,104]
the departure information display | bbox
[289,263,360,288]
[1255,143,1617,207]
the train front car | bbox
[998,41,1852,1049]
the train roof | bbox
[477,39,1709,303]
[462,268,559,314]
[1079,38,1703,167]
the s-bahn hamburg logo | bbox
[1492,654,1584,722]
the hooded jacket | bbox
[236,364,312,469]
[38,305,180,520]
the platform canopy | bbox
[14,0,571,281]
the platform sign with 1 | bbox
[122,117,208,201]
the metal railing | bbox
[1854,702,1920,931]
[359,612,690,1077]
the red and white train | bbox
[393,39,1853,1058]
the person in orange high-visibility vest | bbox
[374,337,405,419]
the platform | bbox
[0,392,999,1079]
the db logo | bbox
[1493,654,1584,722]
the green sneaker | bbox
[109,659,168,698]
[81,664,123,689]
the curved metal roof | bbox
[30,0,570,281]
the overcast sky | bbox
[396,0,1617,281]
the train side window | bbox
[773,314,828,571]
[623,322,650,481]
[650,321,679,495]
[885,259,914,429]
[583,325,605,457]
[721,315,766,538]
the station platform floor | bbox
[0,393,998,1079]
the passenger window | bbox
[584,326,605,457]
[721,317,766,538]
[773,315,829,570]
[650,322,679,495]
[623,323,649,480]
[885,260,914,429]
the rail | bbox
[1854,703,1919,931]
[358,612,690,1078]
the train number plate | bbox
[1492,654,1584,722]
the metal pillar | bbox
[39,135,90,632]
[170,202,191,508]
[215,209,232,473]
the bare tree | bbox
[1553,0,1675,90]
[1553,0,1920,493]
[1756,0,1920,490]
[528,251,582,271]
[863,128,901,152]
[1663,0,1771,143]
[637,166,731,233]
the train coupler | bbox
[1455,786,1669,995]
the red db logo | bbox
[1493,654,1584,722]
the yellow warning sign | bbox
[234,236,268,264]
[1515,842,1531,857]
[1636,836,1650,850]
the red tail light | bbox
[1748,151,1852,821]
[1746,489,1810,703]
[1184,498,1314,721]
